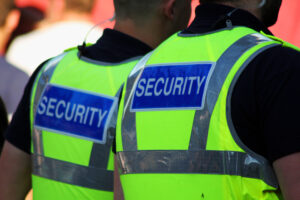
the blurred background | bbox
[3,0,298,78]
[15,0,300,47]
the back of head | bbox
[200,0,239,3]
[199,0,247,8]
[0,0,15,27]
[114,0,191,30]
[64,0,95,13]
[113,0,162,24]
[113,0,191,48]
[199,0,282,27]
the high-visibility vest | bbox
[30,48,141,199]
[116,26,299,200]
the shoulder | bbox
[252,45,300,72]
[231,44,300,162]
[239,45,300,92]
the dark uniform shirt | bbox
[182,3,300,163]
[4,29,152,154]
[0,97,8,151]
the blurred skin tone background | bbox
[15,0,300,47]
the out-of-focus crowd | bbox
[0,0,103,145]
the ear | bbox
[162,0,176,20]
[5,9,20,33]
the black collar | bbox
[182,3,272,35]
[82,28,153,63]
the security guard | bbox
[0,0,191,199]
[116,0,300,199]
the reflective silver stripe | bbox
[32,129,44,156]
[119,33,280,187]
[32,54,66,155]
[33,154,113,191]
[121,52,153,151]
[89,143,111,168]
[89,88,122,168]
[121,34,274,151]
[117,150,277,188]
[225,44,280,188]
[189,34,275,150]
[31,53,119,192]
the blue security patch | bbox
[34,84,117,144]
[131,62,215,111]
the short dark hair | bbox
[65,0,95,13]
[0,0,16,26]
[113,0,162,22]
[200,0,240,3]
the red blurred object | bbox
[270,0,300,47]
[92,0,115,28]
[15,0,49,11]
[15,0,300,47]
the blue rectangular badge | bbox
[34,84,117,144]
[131,62,215,111]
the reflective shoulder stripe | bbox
[33,154,113,191]
[31,52,119,191]
[89,88,122,168]
[120,33,277,151]
[117,150,277,188]
[118,33,280,188]
[121,52,153,151]
[225,44,281,177]
[129,52,154,77]
[32,53,67,156]
[189,34,278,150]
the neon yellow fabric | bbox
[261,31,300,51]
[32,176,113,200]
[30,49,139,199]
[118,27,257,152]
[121,174,280,200]
[206,39,275,151]
[117,27,283,200]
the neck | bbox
[113,19,168,49]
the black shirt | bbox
[0,97,8,151]
[183,3,300,163]
[4,29,152,154]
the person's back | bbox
[115,0,300,200]
[0,0,192,199]
[6,0,102,75]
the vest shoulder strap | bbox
[261,31,300,52]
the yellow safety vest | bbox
[116,26,298,200]
[30,48,141,199]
